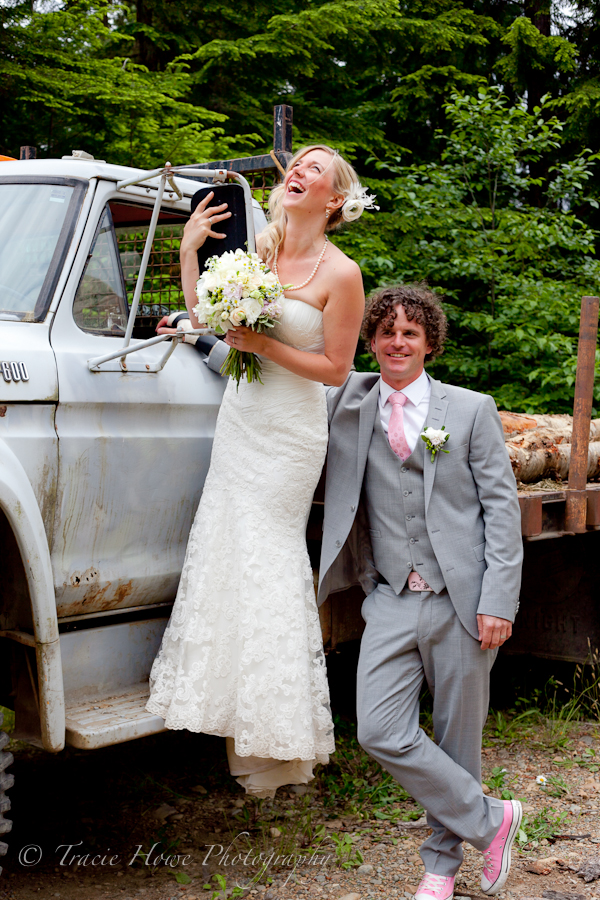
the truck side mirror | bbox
[190,183,249,273]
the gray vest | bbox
[364,414,446,594]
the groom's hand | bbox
[477,614,512,650]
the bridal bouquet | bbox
[193,249,285,385]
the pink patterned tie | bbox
[387,392,411,461]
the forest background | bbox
[1,0,600,412]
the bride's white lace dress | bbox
[147,296,335,796]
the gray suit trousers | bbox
[357,584,505,876]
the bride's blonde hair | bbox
[261,145,360,264]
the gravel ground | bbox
[2,686,600,900]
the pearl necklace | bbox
[273,236,328,291]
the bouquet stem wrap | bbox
[193,249,285,388]
[220,347,264,384]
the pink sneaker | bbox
[481,799,522,895]
[415,872,455,900]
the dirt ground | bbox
[2,655,600,900]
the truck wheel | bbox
[0,712,13,875]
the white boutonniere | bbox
[420,426,450,462]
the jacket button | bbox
[335,540,341,547]
[406,562,412,568]
[350,505,356,512]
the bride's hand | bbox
[181,191,232,254]
[225,326,267,354]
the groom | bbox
[318,284,523,900]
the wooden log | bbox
[499,411,600,440]
[505,421,600,453]
[500,412,600,482]
[507,439,600,483]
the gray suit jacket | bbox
[317,372,523,639]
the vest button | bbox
[403,490,409,497]
[401,467,408,473]
[406,515,411,521]
[410,538,415,544]
[406,562,412,568]
[350,505,356,512]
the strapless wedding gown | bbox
[147,296,335,796]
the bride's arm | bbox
[225,257,365,387]
[180,192,231,328]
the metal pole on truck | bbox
[272,105,293,181]
[273,105,293,154]
[565,295,600,532]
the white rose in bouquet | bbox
[263,271,278,287]
[203,271,221,291]
[229,307,247,326]
[243,297,263,324]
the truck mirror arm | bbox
[87,328,215,373]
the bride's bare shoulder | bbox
[328,241,362,280]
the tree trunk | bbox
[524,0,551,207]
[136,0,153,69]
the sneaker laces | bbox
[419,873,451,895]
[482,848,495,876]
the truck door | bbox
[49,187,227,619]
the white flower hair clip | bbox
[341,183,380,222]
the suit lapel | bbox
[423,378,448,511]
[357,379,381,486]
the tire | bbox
[0,713,13,876]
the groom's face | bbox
[371,304,432,390]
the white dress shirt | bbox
[378,369,431,454]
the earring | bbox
[325,209,330,218]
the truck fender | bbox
[0,439,64,752]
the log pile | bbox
[499,412,600,484]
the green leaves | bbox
[499,15,579,95]
[3,1,597,416]
[327,831,364,869]
[351,88,600,414]
[0,0,248,165]
[517,807,569,848]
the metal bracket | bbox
[87,328,214,373]
[88,332,181,372]
[0,629,36,648]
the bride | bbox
[147,145,371,797]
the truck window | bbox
[73,206,129,335]
[72,201,189,338]
[111,202,188,340]
[0,182,75,321]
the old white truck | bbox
[0,144,286,858]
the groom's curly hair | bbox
[361,283,448,363]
